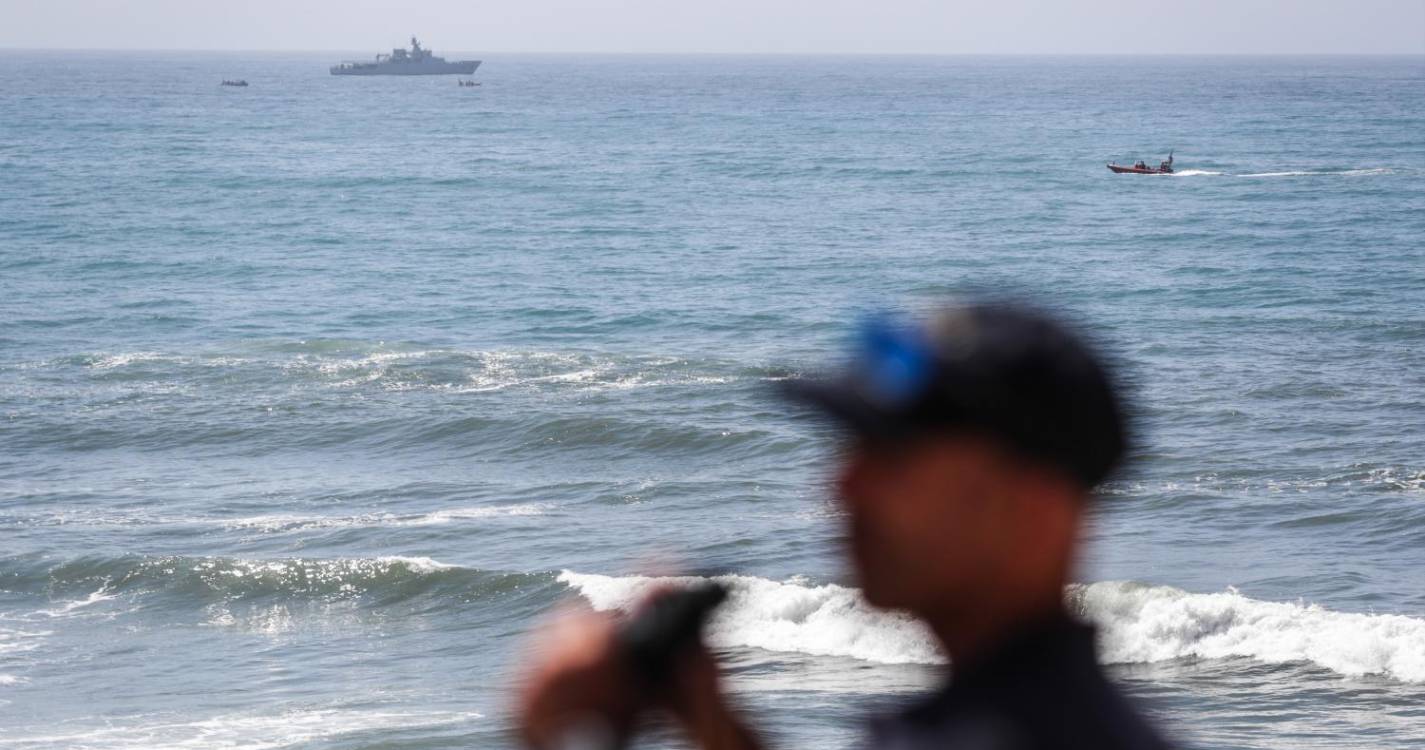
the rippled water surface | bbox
[2,52,1424,748]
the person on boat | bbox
[516,302,1176,750]
[1135,160,1147,170]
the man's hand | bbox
[518,605,638,749]
[516,596,762,750]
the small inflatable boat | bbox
[1108,152,1173,174]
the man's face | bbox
[836,435,1020,615]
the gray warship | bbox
[330,37,479,76]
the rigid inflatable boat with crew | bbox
[1108,152,1174,174]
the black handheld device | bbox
[552,582,729,750]
[616,582,728,695]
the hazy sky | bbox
[3,0,1423,54]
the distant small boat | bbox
[1109,152,1173,174]
[221,79,249,87]
[1107,164,1169,174]
[457,79,480,87]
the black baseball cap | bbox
[781,301,1129,489]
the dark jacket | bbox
[867,617,1173,750]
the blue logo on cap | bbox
[856,314,935,408]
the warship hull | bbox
[331,60,480,76]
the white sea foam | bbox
[0,630,46,690]
[415,505,549,524]
[15,505,549,531]
[0,587,121,625]
[87,351,167,369]
[560,572,1425,682]
[60,346,741,396]
[449,352,733,394]
[339,349,733,393]
[223,504,548,533]
[1170,169,1224,176]
[1101,465,1425,497]
[0,707,482,750]
[558,571,942,665]
[1362,467,1425,493]
[34,586,117,618]
[192,555,456,579]
[373,555,456,573]
[0,628,51,655]
[77,351,248,371]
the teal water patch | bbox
[1,52,1423,749]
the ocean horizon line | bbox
[2,47,1421,57]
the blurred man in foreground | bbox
[518,302,1174,749]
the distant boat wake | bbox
[1170,167,1394,178]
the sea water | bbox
[1,52,1424,748]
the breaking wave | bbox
[560,572,1425,682]
[560,571,942,664]
[1073,581,1425,682]
[28,345,755,395]
[0,555,558,617]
